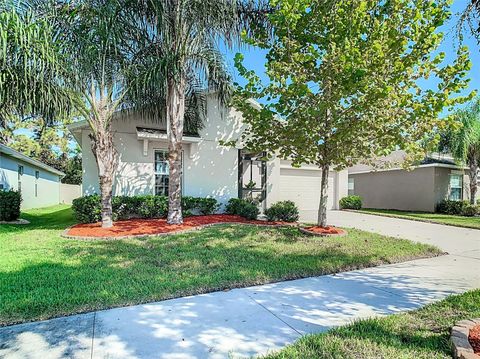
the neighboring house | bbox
[0,144,65,209]
[348,150,474,212]
[68,97,348,221]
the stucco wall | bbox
[350,167,437,212]
[350,166,470,212]
[0,152,61,209]
[81,98,244,209]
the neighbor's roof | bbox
[0,144,65,176]
[349,150,467,174]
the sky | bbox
[225,0,480,111]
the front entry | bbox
[238,150,267,210]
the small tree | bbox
[46,0,130,227]
[0,5,74,144]
[234,0,472,227]
[440,98,480,204]
[126,0,270,224]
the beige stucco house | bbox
[69,97,348,221]
[348,151,475,212]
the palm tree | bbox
[125,0,269,224]
[43,0,131,227]
[442,98,480,204]
[0,4,75,144]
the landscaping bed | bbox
[65,214,292,239]
[265,290,480,359]
[0,205,441,326]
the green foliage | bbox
[339,195,363,210]
[0,5,75,137]
[0,190,22,221]
[72,195,219,223]
[462,204,478,217]
[264,200,299,222]
[436,200,470,215]
[225,198,259,220]
[233,0,472,225]
[72,195,102,223]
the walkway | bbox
[1,211,479,359]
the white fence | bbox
[59,183,82,204]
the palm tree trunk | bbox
[166,76,185,224]
[90,125,118,228]
[317,164,329,227]
[468,157,478,205]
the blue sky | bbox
[226,0,479,110]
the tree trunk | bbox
[166,76,185,224]
[468,156,478,205]
[90,125,118,228]
[317,164,329,227]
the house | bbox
[348,150,475,212]
[0,144,65,209]
[68,97,348,221]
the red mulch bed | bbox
[304,226,347,235]
[470,324,480,354]
[66,214,290,239]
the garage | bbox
[278,167,338,220]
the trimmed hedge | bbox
[265,200,299,222]
[436,199,479,217]
[339,195,362,210]
[0,190,22,221]
[436,200,469,215]
[225,198,259,220]
[72,195,219,223]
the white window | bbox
[35,171,40,197]
[154,150,183,196]
[348,177,354,195]
[154,150,169,196]
[18,165,23,192]
[449,174,463,201]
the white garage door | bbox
[279,168,336,219]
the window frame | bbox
[448,173,463,201]
[153,149,183,196]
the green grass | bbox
[265,289,480,359]
[358,208,480,229]
[0,205,441,326]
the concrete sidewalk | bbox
[1,211,479,359]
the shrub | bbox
[72,194,219,223]
[436,200,469,215]
[339,195,362,210]
[196,197,219,215]
[137,195,168,219]
[265,200,299,222]
[72,195,101,223]
[225,198,259,220]
[462,204,478,217]
[0,190,22,221]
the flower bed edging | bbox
[451,318,480,359]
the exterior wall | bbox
[434,167,470,203]
[59,183,82,204]
[0,152,61,209]
[79,98,349,213]
[350,167,437,212]
[81,98,244,209]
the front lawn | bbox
[358,208,480,229]
[265,289,480,359]
[0,205,441,326]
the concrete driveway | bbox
[1,211,479,359]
